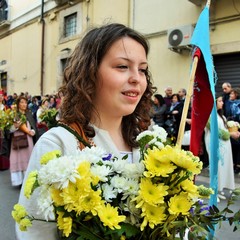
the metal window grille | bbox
[64,13,77,38]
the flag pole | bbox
[176,55,198,147]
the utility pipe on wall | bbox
[40,0,45,96]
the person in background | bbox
[0,90,10,170]
[204,95,237,201]
[225,88,240,174]
[49,95,57,109]
[16,23,155,240]
[9,96,39,187]
[36,97,49,137]
[149,94,167,127]
[163,86,173,108]
[222,82,232,118]
[55,91,63,110]
[11,93,18,107]
[165,93,183,142]
[227,88,240,122]
[178,88,187,103]
[28,96,39,122]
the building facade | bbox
[0,0,239,96]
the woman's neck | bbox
[92,116,131,152]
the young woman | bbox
[204,95,237,201]
[164,93,183,141]
[16,23,155,239]
[9,96,39,186]
[149,94,167,127]
[36,97,50,137]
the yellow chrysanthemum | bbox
[40,150,62,165]
[181,179,198,194]
[75,189,103,216]
[144,147,177,177]
[135,178,168,208]
[19,218,32,231]
[168,192,193,215]
[77,161,92,177]
[12,204,28,223]
[51,187,64,206]
[140,203,167,231]
[24,171,38,199]
[61,177,92,213]
[57,211,72,237]
[98,203,126,230]
[170,148,203,175]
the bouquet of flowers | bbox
[227,120,240,132]
[39,108,59,129]
[0,109,27,131]
[12,126,240,239]
[0,109,13,131]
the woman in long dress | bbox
[9,96,39,186]
[204,95,237,200]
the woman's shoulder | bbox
[35,126,78,152]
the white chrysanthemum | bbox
[152,125,168,142]
[90,165,113,182]
[101,183,118,202]
[38,155,80,189]
[121,178,139,199]
[78,146,108,164]
[110,175,129,193]
[136,130,153,141]
[111,159,127,174]
[121,162,144,179]
[37,185,55,221]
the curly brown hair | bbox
[59,23,156,148]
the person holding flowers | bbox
[205,95,237,200]
[9,96,39,187]
[14,24,240,240]
[15,23,155,239]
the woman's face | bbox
[94,37,148,119]
[153,97,159,105]
[172,95,178,103]
[229,91,237,100]
[216,96,224,110]
[18,99,28,112]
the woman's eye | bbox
[117,65,128,69]
[139,69,147,74]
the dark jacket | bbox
[26,111,39,144]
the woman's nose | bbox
[129,69,140,83]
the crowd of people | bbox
[0,90,62,187]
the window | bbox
[0,0,8,22]
[59,3,82,43]
[0,72,7,92]
[64,13,77,38]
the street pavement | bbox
[0,168,240,240]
